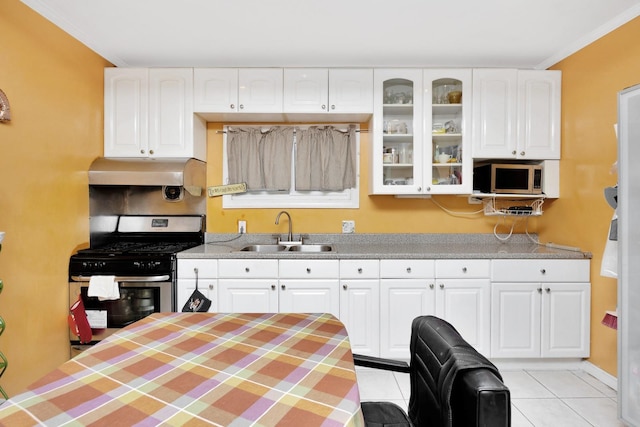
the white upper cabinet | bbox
[193,68,283,120]
[104,68,206,160]
[472,69,561,160]
[283,68,373,118]
[370,69,472,195]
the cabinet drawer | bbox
[340,260,380,279]
[279,260,339,279]
[492,259,590,282]
[380,260,435,278]
[436,260,490,278]
[218,259,279,278]
[178,259,218,279]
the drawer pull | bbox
[271,284,276,290]
[462,267,467,273]
[358,268,363,274]
[208,284,214,290]
[343,284,348,290]
[439,283,444,289]
[546,287,551,293]
[281,284,286,290]
[540,268,546,274]
[245,267,250,273]
[406,267,412,274]
[429,283,434,289]
[538,288,542,293]
[306,268,311,274]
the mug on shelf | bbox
[438,153,452,164]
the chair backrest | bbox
[406,316,509,427]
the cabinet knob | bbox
[439,283,445,289]
[546,287,551,293]
[462,267,467,273]
[245,267,250,273]
[140,149,145,154]
[230,104,235,109]
[357,268,363,274]
[281,284,286,290]
[417,186,422,192]
[538,288,542,293]
[331,104,336,110]
[306,268,311,274]
[149,150,154,155]
[239,104,244,110]
[429,283,434,289]
[520,151,525,156]
[271,284,276,290]
[406,267,412,273]
[208,284,214,290]
[540,268,546,274]
[512,150,517,155]
[321,104,326,110]
[343,284,348,290]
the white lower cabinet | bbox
[339,260,380,356]
[380,260,435,358]
[435,260,491,355]
[217,259,279,312]
[176,259,218,312]
[491,259,591,358]
[279,260,340,318]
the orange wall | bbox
[0,1,109,394]
[545,16,640,376]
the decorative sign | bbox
[207,183,247,197]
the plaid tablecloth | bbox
[0,312,364,426]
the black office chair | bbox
[354,316,510,427]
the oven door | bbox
[69,276,172,346]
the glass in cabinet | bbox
[370,69,424,195]
[424,69,472,194]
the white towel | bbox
[88,276,120,301]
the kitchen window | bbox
[222,124,360,208]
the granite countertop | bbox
[177,233,592,260]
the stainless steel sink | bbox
[238,244,288,252]
[288,244,333,252]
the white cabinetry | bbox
[434,260,491,354]
[176,259,217,312]
[104,68,206,160]
[193,68,283,116]
[472,69,561,160]
[283,68,373,118]
[279,260,340,318]
[370,69,472,195]
[491,259,590,358]
[339,260,380,356]
[217,259,279,312]
[380,259,435,358]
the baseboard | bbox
[581,360,618,391]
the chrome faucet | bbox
[275,210,301,244]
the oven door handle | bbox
[71,275,171,282]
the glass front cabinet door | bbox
[370,69,424,195]
[370,69,472,195]
[424,69,472,195]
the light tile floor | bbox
[356,368,622,427]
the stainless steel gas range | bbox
[68,158,206,355]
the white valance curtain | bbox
[227,126,294,191]
[295,125,357,191]
[227,125,356,192]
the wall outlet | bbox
[238,220,247,234]
[342,220,355,234]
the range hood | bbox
[88,157,206,195]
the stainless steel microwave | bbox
[473,163,543,194]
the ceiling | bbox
[22,0,640,70]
